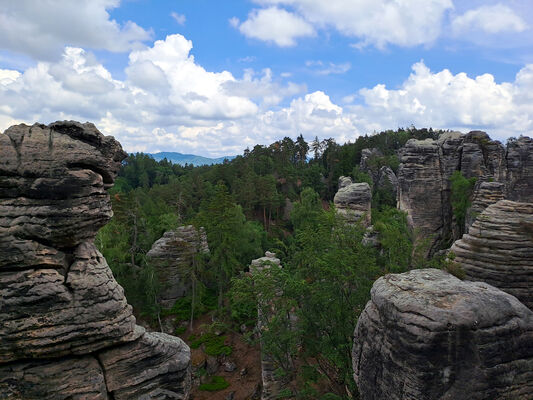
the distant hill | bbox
[148,152,236,166]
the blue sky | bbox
[1,0,532,156]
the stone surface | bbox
[451,200,533,309]
[0,121,191,399]
[0,355,108,400]
[353,268,533,400]
[397,130,532,254]
[465,181,506,231]
[377,165,398,200]
[334,177,372,226]
[99,330,191,400]
[147,225,209,308]
[0,242,138,363]
[506,136,533,202]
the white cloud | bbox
[306,60,351,75]
[171,12,186,25]
[354,61,533,139]
[250,0,453,48]
[1,34,532,157]
[452,4,528,35]
[233,7,315,47]
[0,0,152,60]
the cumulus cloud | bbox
[1,34,532,156]
[452,4,528,35]
[354,61,533,139]
[247,0,453,48]
[0,0,152,60]
[232,7,315,47]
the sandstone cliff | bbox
[397,131,533,253]
[0,121,191,399]
[353,268,533,400]
[450,200,533,310]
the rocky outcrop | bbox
[0,121,191,399]
[334,177,371,226]
[250,252,289,400]
[506,136,533,202]
[397,131,532,254]
[353,268,533,400]
[450,200,533,310]
[465,181,505,231]
[147,225,209,308]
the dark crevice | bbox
[67,162,113,185]
[95,355,116,400]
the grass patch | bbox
[198,376,230,392]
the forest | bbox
[96,127,450,399]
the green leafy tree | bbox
[450,171,477,235]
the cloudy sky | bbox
[1,0,532,156]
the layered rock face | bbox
[334,177,371,226]
[0,122,191,399]
[147,225,209,308]
[359,148,399,200]
[451,200,533,310]
[397,131,532,253]
[353,268,533,400]
[465,181,505,232]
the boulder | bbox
[0,121,191,399]
[451,200,533,309]
[147,225,209,308]
[334,178,371,226]
[353,268,533,400]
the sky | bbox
[0,0,532,157]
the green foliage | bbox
[372,207,412,273]
[161,289,217,321]
[450,171,477,234]
[198,376,230,392]
[189,333,232,356]
[351,166,373,186]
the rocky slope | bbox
[0,121,191,399]
[450,200,533,310]
[147,225,209,308]
[397,131,533,253]
[353,268,533,400]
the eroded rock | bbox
[99,330,191,400]
[353,268,533,400]
[451,200,533,309]
[0,121,191,399]
[147,225,209,308]
[334,177,371,226]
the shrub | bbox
[198,376,230,391]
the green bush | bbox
[189,333,232,356]
[198,376,230,391]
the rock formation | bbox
[397,131,533,254]
[250,252,289,400]
[359,148,399,201]
[147,225,209,308]
[334,177,371,226]
[0,121,191,399]
[450,200,533,310]
[353,268,533,400]
[465,181,505,231]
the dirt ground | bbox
[179,314,263,400]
